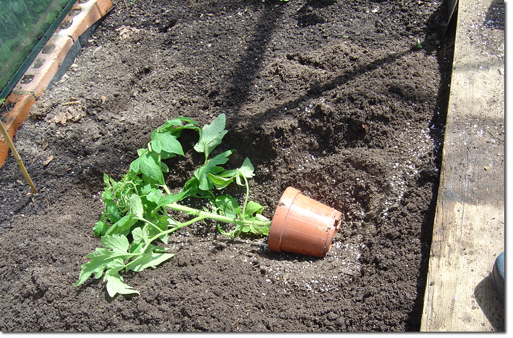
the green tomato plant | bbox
[74,114,271,297]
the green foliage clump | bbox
[75,114,271,297]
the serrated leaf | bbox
[125,252,175,273]
[194,150,233,191]
[105,214,138,236]
[238,158,255,178]
[74,248,130,287]
[105,203,121,224]
[207,173,234,189]
[245,201,264,216]
[157,192,185,209]
[104,269,139,297]
[93,220,108,237]
[131,227,148,245]
[101,234,130,253]
[149,131,184,156]
[215,195,240,218]
[129,194,144,218]
[130,153,164,184]
[156,117,200,135]
[194,114,228,159]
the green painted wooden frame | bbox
[0,0,76,101]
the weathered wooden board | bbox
[420,0,504,331]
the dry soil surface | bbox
[0,0,454,332]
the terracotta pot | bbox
[268,187,343,257]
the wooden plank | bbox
[420,0,504,331]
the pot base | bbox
[268,187,343,257]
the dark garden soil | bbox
[0,0,455,332]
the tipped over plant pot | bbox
[268,187,343,258]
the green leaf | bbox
[194,113,228,159]
[156,216,170,244]
[217,169,238,178]
[102,187,114,201]
[142,218,169,245]
[105,202,121,224]
[179,178,202,199]
[130,152,165,184]
[104,265,139,297]
[160,161,170,173]
[104,214,138,236]
[238,158,255,178]
[129,242,145,254]
[215,195,240,218]
[74,249,111,286]
[156,117,200,135]
[207,173,234,189]
[140,155,165,184]
[194,150,234,191]
[131,227,148,245]
[235,157,255,186]
[149,131,184,156]
[141,185,163,205]
[249,221,270,236]
[125,252,175,272]
[245,201,264,216]
[157,192,186,209]
[101,234,130,254]
[129,194,144,218]
[93,220,109,237]
[74,248,130,287]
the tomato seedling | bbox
[74,114,271,297]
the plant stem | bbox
[162,185,172,195]
[137,214,207,256]
[165,202,271,228]
[135,217,163,234]
[241,175,250,219]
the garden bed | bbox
[0,0,454,332]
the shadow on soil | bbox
[214,1,453,330]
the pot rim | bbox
[268,187,301,253]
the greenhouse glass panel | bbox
[0,0,75,100]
